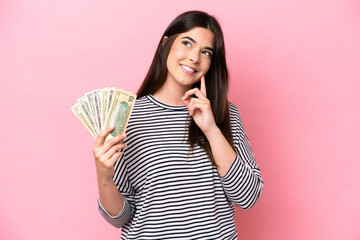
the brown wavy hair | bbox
[137,11,234,166]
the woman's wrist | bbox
[97,175,115,187]
[204,125,222,141]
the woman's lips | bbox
[180,64,197,75]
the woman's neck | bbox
[152,80,190,106]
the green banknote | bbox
[71,88,136,140]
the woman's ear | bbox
[161,36,168,46]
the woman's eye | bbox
[203,51,212,57]
[182,41,191,47]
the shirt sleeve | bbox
[220,103,264,209]
[97,152,136,228]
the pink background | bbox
[1,0,359,239]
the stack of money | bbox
[71,88,137,140]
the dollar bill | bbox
[93,89,102,132]
[71,103,97,138]
[104,89,136,140]
[101,88,110,131]
[85,92,99,134]
[108,88,115,113]
[72,88,137,141]
[78,96,98,135]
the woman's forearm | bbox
[204,127,236,177]
[97,177,124,217]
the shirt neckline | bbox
[147,95,188,111]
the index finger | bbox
[200,76,207,97]
[183,87,205,101]
[94,126,114,148]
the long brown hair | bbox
[137,11,234,166]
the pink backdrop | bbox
[1,0,359,239]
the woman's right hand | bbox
[92,126,127,183]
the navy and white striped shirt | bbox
[98,95,263,239]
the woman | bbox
[93,10,263,239]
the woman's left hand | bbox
[182,76,217,134]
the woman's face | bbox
[165,27,215,90]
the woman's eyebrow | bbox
[181,36,214,52]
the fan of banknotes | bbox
[71,88,137,140]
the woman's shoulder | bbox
[132,95,153,108]
[228,101,245,131]
[135,95,150,103]
[228,101,240,119]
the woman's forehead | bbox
[177,27,215,48]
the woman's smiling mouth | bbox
[180,64,197,74]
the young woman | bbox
[93,10,263,239]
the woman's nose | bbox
[188,50,200,64]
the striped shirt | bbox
[98,95,263,239]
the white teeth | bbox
[181,65,195,72]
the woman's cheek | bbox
[203,60,212,73]
[173,47,186,59]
